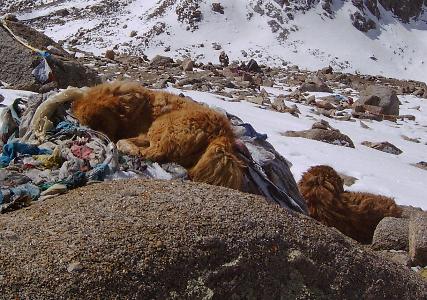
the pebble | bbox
[67,261,83,273]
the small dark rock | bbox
[212,3,224,14]
[245,59,261,73]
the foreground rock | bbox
[0,179,425,299]
[409,213,427,266]
[0,19,100,92]
[372,217,409,251]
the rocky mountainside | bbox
[1,0,427,82]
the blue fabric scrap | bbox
[87,163,109,181]
[0,142,52,167]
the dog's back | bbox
[71,81,245,190]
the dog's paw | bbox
[117,139,141,156]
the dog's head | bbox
[298,165,344,207]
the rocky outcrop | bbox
[0,19,100,92]
[351,11,376,32]
[0,179,426,299]
[352,0,427,24]
[378,0,427,23]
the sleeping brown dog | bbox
[71,81,244,190]
[298,165,402,244]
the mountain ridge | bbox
[1,0,427,82]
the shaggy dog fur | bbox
[71,81,244,190]
[298,165,402,244]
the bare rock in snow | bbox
[361,141,403,155]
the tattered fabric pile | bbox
[0,88,307,214]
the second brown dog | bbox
[298,165,402,244]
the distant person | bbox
[219,51,229,67]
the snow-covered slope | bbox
[2,0,427,83]
[177,87,427,210]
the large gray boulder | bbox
[0,19,100,92]
[0,179,425,299]
[356,85,400,116]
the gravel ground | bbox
[0,178,426,299]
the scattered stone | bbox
[272,97,287,112]
[105,49,115,60]
[338,173,358,187]
[352,111,383,121]
[413,161,427,171]
[311,119,331,130]
[283,126,355,148]
[212,3,224,14]
[300,76,333,93]
[401,135,420,143]
[241,72,253,82]
[359,120,371,129]
[247,96,268,105]
[271,98,299,116]
[399,114,416,121]
[245,59,261,73]
[361,141,403,155]
[149,55,174,67]
[306,95,316,104]
[320,66,333,74]
[372,217,409,251]
[316,100,335,110]
[129,30,137,37]
[212,43,222,50]
[0,94,4,103]
[356,85,400,116]
[181,58,194,71]
[263,79,274,87]
[56,9,70,17]
[409,212,427,266]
